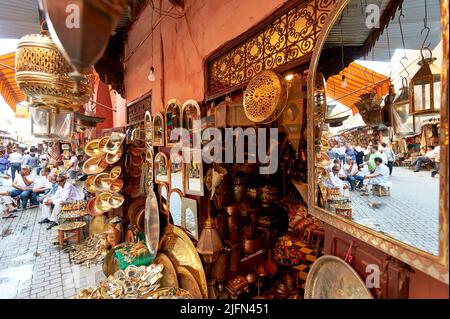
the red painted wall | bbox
[409,269,449,299]
[123,0,286,114]
[95,81,114,133]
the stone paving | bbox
[0,181,105,299]
[340,167,439,256]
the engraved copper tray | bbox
[304,255,373,299]
[176,265,202,299]
[159,225,207,298]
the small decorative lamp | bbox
[196,206,223,265]
[410,48,441,115]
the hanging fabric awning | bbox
[0,52,25,113]
[326,62,391,115]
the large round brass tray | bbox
[154,253,179,288]
[93,173,113,192]
[144,189,160,259]
[243,70,287,123]
[159,225,207,299]
[176,265,203,299]
[304,255,373,299]
[127,197,146,224]
[84,139,105,157]
[103,242,128,277]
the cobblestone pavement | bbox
[0,182,105,299]
[347,167,439,255]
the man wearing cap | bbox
[42,175,82,229]
[0,165,36,209]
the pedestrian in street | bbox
[345,143,356,161]
[21,150,31,167]
[8,148,23,182]
[0,165,35,210]
[26,152,40,175]
[411,145,437,172]
[355,145,365,167]
[381,142,396,175]
[42,175,82,229]
[67,151,79,180]
[0,150,10,186]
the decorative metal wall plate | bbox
[243,70,287,123]
[154,253,179,288]
[304,255,373,299]
[176,265,203,299]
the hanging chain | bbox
[398,7,409,87]
[420,0,432,59]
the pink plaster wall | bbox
[123,0,286,114]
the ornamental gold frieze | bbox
[15,32,93,111]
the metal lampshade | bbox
[30,107,74,140]
[196,215,223,264]
[40,0,127,88]
[410,48,441,115]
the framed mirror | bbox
[168,189,183,227]
[165,99,182,146]
[185,149,204,196]
[181,99,201,149]
[181,198,199,240]
[153,112,165,146]
[154,152,169,186]
[169,152,185,194]
[307,0,448,283]
[144,110,153,148]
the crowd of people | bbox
[0,144,82,230]
[323,140,440,197]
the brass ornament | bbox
[85,175,97,193]
[82,155,108,175]
[109,193,125,209]
[93,173,113,192]
[109,166,122,180]
[15,32,93,111]
[95,192,113,212]
[243,70,288,123]
[85,139,106,158]
[106,147,123,165]
[154,253,179,288]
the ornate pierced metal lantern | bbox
[15,30,93,112]
[196,214,223,265]
[40,0,127,89]
[410,48,441,115]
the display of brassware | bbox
[144,189,160,259]
[104,132,126,155]
[95,192,113,212]
[89,215,108,236]
[85,175,97,193]
[84,139,106,158]
[77,263,164,299]
[109,166,122,180]
[176,265,203,299]
[87,197,104,217]
[15,31,93,111]
[110,179,124,193]
[109,193,125,209]
[69,233,109,266]
[98,136,110,151]
[154,253,179,288]
[93,173,113,192]
[131,154,144,166]
[82,155,108,175]
[106,147,123,164]
[129,166,142,178]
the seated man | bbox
[431,146,440,178]
[38,174,59,224]
[0,165,35,210]
[328,159,346,180]
[324,164,350,197]
[360,157,390,193]
[42,175,82,230]
[31,167,51,206]
[344,158,364,191]
[412,145,436,172]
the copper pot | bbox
[233,184,246,203]
[229,244,241,273]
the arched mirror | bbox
[153,112,165,146]
[308,0,448,282]
[185,149,204,196]
[165,99,182,146]
[144,110,153,148]
[181,197,199,240]
[168,189,183,227]
[154,152,169,186]
[159,182,169,215]
[181,99,201,149]
[169,152,184,193]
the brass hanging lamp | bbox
[196,200,223,265]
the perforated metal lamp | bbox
[196,213,223,265]
[410,48,441,115]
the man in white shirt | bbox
[8,148,23,182]
[412,145,437,172]
[324,164,350,197]
[43,175,82,229]
[344,158,364,191]
[431,146,440,178]
[360,157,390,193]
[31,167,51,206]
[0,165,35,209]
